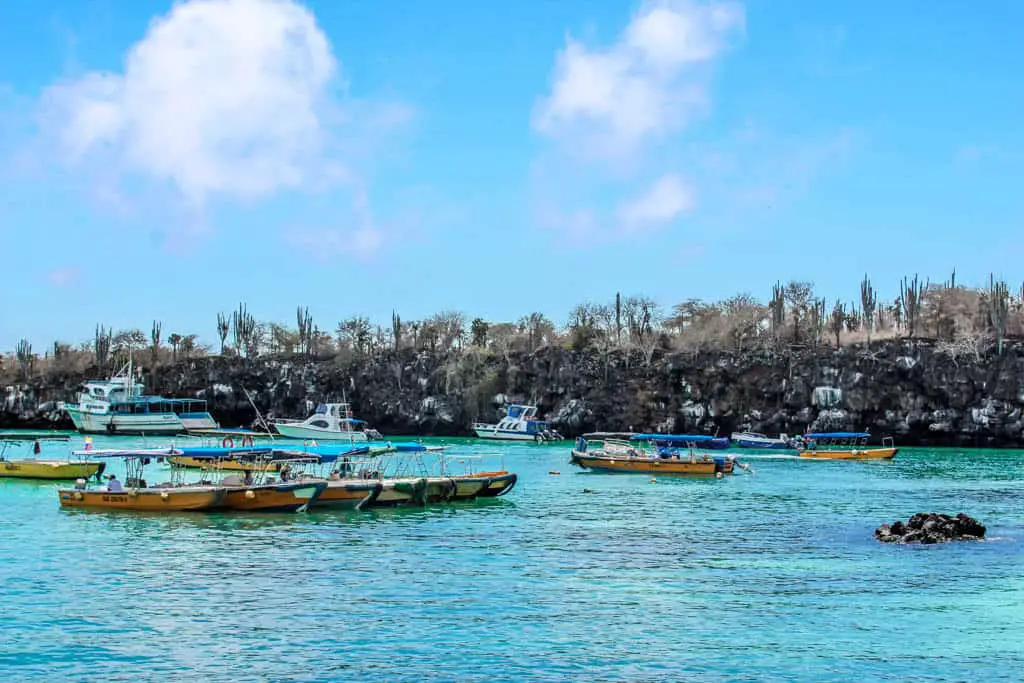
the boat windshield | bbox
[506,405,524,418]
[314,404,328,415]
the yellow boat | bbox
[59,486,225,511]
[795,433,898,460]
[570,438,735,476]
[0,435,105,480]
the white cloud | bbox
[46,267,82,287]
[533,0,744,155]
[617,174,694,231]
[39,0,403,211]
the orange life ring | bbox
[222,436,235,448]
[242,435,254,447]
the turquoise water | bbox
[1,436,1022,682]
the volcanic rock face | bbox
[6,338,1024,444]
[875,513,986,544]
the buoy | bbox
[715,472,724,479]
[74,491,83,501]
[650,477,657,483]
[161,491,169,500]
[245,490,256,499]
[222,436,235,448]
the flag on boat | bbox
[84,436,93,451]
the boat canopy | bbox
[632,433,722,443]
[804,432,870,439]
[71,448,182,458]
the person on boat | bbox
[243,470,254,486]
[106,474,123,493]
[340,456,352,476]
[329,470,341,481]
[280,465,291,482]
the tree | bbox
[94,324,112,369]
[337,316,373,355]
[567,303,601,350]
[470,318,489,347]
[168,333,182,362]
[518,312,555,352]
[784,281,814,343]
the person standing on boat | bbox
[106,474,123,492]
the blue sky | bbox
[1,0,1022,350]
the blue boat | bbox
[729,431,794,450]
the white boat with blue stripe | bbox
[473,404,561,442]
[60,362,218,436]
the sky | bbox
[0,0,1022,350]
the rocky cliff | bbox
[5,339,1024,447]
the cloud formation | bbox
[532,0,743,240]
[534,0,744,157]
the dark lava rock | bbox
[875,512,986,544]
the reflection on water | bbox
[1,437,1023,681]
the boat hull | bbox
[64,408,216,435]
[798,447,898,461]
[309,481,382,510]
[730,434,791,449]
[472,472,518,497]
[58,487,224,511]
[1,460,105,480]
[274,424,369,442]
[220,482,326,512]
[473,428,541,441]
[571,451,719,476]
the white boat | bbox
[273,403,383,442]
[60,361,218,435]
[473,404,561,442]
[730,431,793,450]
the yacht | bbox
[273,403,383,442]
[473,404,561,442]
[60,363,218,435]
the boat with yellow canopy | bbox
[795,432,898,460]
[58,448,225,511]
[0,433,106,481]
[570,437,740,477]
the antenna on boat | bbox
[242,387,275,441]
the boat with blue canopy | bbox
[794,432,898,460]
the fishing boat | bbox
[0,434,106,481]
[473,404,562,442]
[176,450,327,512]
[273,402,383,442]
[570,437,737,476]
[730,431,794,449]
[795,432,898,460]
[59,359,218,435]
[57,448,226,511]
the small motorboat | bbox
[730,431,794,450]
[57,448,225,511]
[796,432,898,460]
[570,438,736,476]
[273,402,383,442]
[0,434,106,481]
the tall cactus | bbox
[216,312,230,355]
[830,300,845,349]
[151,320,162,367]
[899,275,923,339]
[391,311,403,349]
[94,324,112,369]
[769,281,785,339]
[15,339,32,378]
[988,274,1010,356]
[860,274,877,346]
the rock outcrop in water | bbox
[875,513,986,544]
[6,338,1024,446]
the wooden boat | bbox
[570,438,735,476]
[311,479,383,510]
[57,449,225,511]
[1,435,106,481]
[795,433,898,460]
[219,480,327,512]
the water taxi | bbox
[474,404,562,442]
[175,451,327,512]
[57,449,226,511]
[0,434,106,480]
[795,432,898,460]
[59,360,217,435]
[570,437,737,476]
[273,402,383,442]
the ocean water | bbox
[1,436,1022,682]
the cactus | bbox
[232,303,258,358]
[830,300,845,348]
[15,339,32,378]
[216,312,230,355]
[297,306,313,356]
[151,320,162,367]
[392,311,403,349]
[860,274,877,346]
[899,275,923,339]
[987,274,1010,355]
[94,324,112,369]
[769,281,785,338]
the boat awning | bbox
[632,433,722,443]
[71,448,182,458]
[803,432,870,439]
